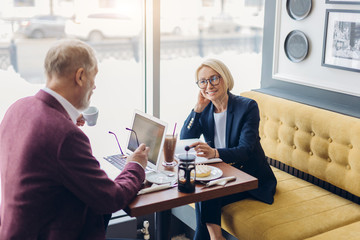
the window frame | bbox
[145,0,161,118]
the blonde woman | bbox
[180,59,277,240]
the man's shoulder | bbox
[10,92,80,137]
[9,90,51,110]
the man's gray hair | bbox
[44,39,97,79]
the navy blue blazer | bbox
[180,92,276,204]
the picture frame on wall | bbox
[326,0,360,4]
[322,9,360,73]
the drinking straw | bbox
[172,123,177,137]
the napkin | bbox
[205,176,236,187]
[137,183,173,195]
[196,157,222,164]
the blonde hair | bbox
[195,58,234,91]
[44,39,97,80]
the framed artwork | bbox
[326,0,360,4]
[322,9,360,72]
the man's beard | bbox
[77,96,91,112]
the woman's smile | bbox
[205,89,218,96]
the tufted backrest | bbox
[240,91,360,197]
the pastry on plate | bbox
[195,164,211,178]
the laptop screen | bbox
[127,110,167,168]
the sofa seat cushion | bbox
[221,167,360,240]
[306,221,360,240]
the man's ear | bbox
[75,68,85,87]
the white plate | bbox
[146,171,176,184]
[196,166,223,181]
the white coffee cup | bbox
[82,106,99,126]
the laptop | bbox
[103,109,168,173]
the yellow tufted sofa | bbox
[220,91,360,240]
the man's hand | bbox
[127,143,150,169]
[76,114,85,127]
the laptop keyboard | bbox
[103,154,127,171]
[104,153,153,172]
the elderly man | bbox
[0,39,149,239]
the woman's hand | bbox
[194,91,210,113]
[190,141,218,159]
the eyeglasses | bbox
[196,75,221,89]
[125,128,140,147]
[108,131,124,155]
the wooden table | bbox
[123,162,258,239]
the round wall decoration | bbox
[284,30,309,63]
[286,0,312,20]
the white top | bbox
[214,111,227,148]
[42,87,80,125]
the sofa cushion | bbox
[306,221,360,240]
[221,167,360,240]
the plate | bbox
[195,166,223,181]
[286,0,312,21]
[284,30,309,63]
[146,171,176,184]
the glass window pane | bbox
[0,0,145,156]
[160,0,264,132]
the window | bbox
[0,0,266,207]
[159,0,264,132]
[0,0,145,156]
[0,0,265,150]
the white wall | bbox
[272,0,360,97]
